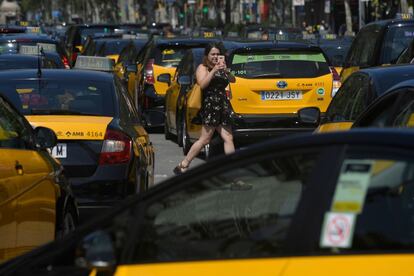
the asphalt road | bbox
[150,131,205,185]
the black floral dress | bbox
[201,70,231,127]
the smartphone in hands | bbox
[218,55,225,66]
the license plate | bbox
[261,90,302,100]
[51,143,67,158]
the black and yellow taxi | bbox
[308,64,414,133]
[0,94,78,263]
[0,33,70,68]
[0,57,154,209]
[341,17,414,82]
[184,41,333,150]
[129,37,219,127]
[64,24,120,66]
[4,129,414,275]
[352,79,414,129]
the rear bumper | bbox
[231,113,316,144]
[68,163,133,208]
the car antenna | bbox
[37,45,43,78]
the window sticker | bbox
[232,53,326,64]
[331,160,373,213]
[320,212,356,248]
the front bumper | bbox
[231,113,316,145]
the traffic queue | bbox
[2,15,414,275]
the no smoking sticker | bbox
[320,212,356,248]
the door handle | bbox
[15,161,24,175]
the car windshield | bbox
[382,25,414,64]
[0,79,114,116]
[80,27,115,43]
[230,50,330,78]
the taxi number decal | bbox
[261,91,302,100]
[86,131,103,138]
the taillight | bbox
[99,129,132,165]
[144,58,155,84]
[330,67,341,98]
[62,55,70,69]
[71,52,78,64]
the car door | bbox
[0,97,57,262]
[113,145,338,274]
[284,144,414,275]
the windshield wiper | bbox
[249,73,282,78]
[29,109,98,116]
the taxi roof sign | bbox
[19,45,41,55]
[74,56,114,72]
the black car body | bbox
[3,129,414,274]
[0,69,154,209]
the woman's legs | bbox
[217,125,235,155]
[181,125,215,167]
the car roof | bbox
[351,64,414,96]
[364,18,414,28]
[0,69,114,81]
[228,41,321,52]
[384,78,414,92]
[153,37,219,46]
[0,34,57,42]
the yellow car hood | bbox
[114,255,414,276]
[26,115,113,140]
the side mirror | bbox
[126,64,137,74]
[76,230,116,271]
[178,75,191,86]
[34,127,57,149]
[157,73,171,85]
[298,107,320,125]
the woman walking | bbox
[174,43,236,174]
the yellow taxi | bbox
[183,41,333,153]
[127,37,219,127]
[3,129,414,275]
[341,17,414,82]
[0,94,78,263]
[308,64,414,133]
[0,57,154,211]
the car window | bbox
[115,78,141,124]
[0,79,115,116]
[0,97,32,149]
[391,91,414,127]
[155,47,188,67]
[326,74,366,122]
[382,25,414,64]
[348,26,381,67]
[131,150,321,263]
[317,148,414,253]
[230,50,330,78]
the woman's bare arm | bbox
[196,64,218,89]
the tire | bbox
[55,203,77,239]
[182,117,192,155]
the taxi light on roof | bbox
[74,56,115,72]
[19,45,40,55]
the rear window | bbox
[80,27,115,42]
[155,47,189,67]
[230,51,330,78]
[0,80,114,116]
[382,25,414,64]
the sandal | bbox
[173,162,189,175]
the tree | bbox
[344,0,353,35]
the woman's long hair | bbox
[202,42,226,67]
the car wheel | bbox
[56,203,77,239]
[182,117,192,155]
